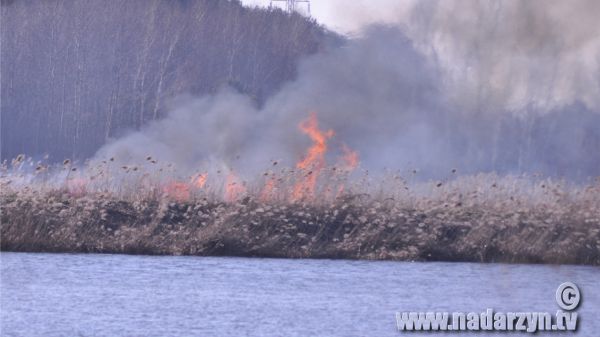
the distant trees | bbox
[1,0,333,161]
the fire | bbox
[67,176,88,197]
[193,172,208,188]
[163,181,190,201]
[224,172,246,202]
[162,112,358,204]
[339,143,358,171]
[292,112,334,200]
[260,178,277,202]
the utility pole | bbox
[269,0,311,16]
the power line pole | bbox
[269,0,311,16]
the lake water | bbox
[1,252,598,336]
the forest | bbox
[0,0,333,161]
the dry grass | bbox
[1,158,599,265]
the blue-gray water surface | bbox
[1,252,598,336]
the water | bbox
[1,253,598,337]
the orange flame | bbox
[330,144,359,199]
[292,112,334,200]
[194,172,208,189]
[163,181,190,202]
[260,178,277,202]
[224,172,246,202]
[339,143,359,171]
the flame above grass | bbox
[292,112,334,200]
[194,173,208,188]
[224,172,246,202]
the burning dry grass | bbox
[1,159,599,265]
[2,114,599,264]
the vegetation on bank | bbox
[2,169,599,265]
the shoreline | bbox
[2,192,599,266]
[1,249,598,268]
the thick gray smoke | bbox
[298,0,600,111]
[94,1,600,180]
[405,0,600,113]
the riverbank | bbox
[2,185,599,265]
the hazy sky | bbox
[241,0,415,35]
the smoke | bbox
[319,0,600,112]
[95,92,262,172]
[406,0,600,113]
[93,2,600,180]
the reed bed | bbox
[1,156,599,265]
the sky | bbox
[241,0,416,35]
